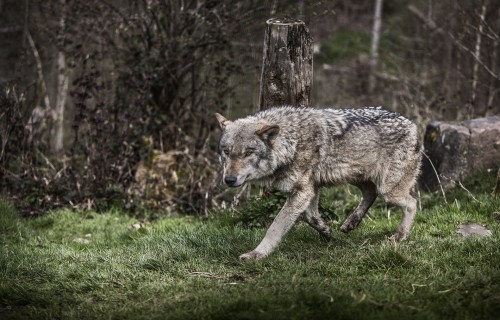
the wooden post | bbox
[259,18,313,110]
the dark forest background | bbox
[1,0,499,216]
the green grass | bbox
[1,174,499,319]
[315,30,371,64]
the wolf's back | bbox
[251,106,421,186]
[253,106,418,141]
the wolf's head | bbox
[215,113,279,187]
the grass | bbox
[1,172,499,319]
[315,30,371,64]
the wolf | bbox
[215,106,422,260]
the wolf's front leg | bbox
[240,185,316,261]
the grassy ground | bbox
[1,172,499,319]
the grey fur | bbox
[215,106,422,260]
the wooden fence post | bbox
[259,18,313,110]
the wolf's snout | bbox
[224,176,238,186]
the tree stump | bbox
[419,116,500,191]
[259,18,313,110]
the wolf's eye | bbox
[223,149,229,156]
[244,150,254,157]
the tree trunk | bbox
[368,0,383,94]
[53,0,68,154]
[470,1,487,117]
[259,18,313,110]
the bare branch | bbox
[408,4,500,81]
[476,6,500,42]
[26,30,52,109]
[407,4,442,32]
[448,32,500,80]
[0,26,23,33]
[471,2,487,112]
[422,152,447,204]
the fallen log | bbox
[419,116,500,192]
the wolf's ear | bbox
[215,113,232,130]
[256,124,280,143]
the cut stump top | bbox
[266,18,305,25]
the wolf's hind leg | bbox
[340,181,377,233]
[384,193,417,241]
[303,193,331,241]
[380,156,420,241]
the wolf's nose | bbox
[224,176,238,186]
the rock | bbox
[73,234,92,244]
[457,223,492,237]
[419,116,500,191]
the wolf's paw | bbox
[340,218,360,233]
[239,250,266,261]
[387,231,408,242]
[319,230,332,242]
